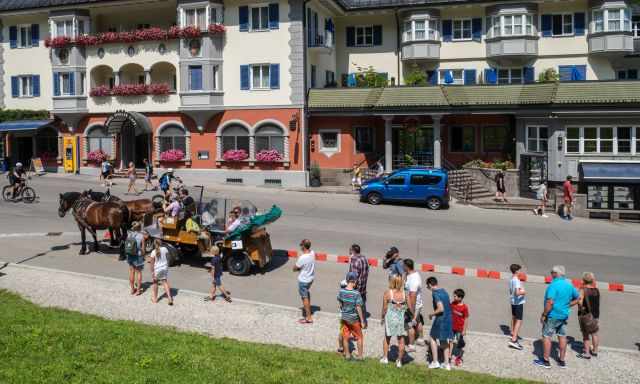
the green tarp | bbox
[226,205,282,240]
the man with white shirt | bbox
[404,258,424,352]
[293,239,315,324]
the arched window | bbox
[221,125,250,153]
[159,125,187,153]
[86,125,112,156]
[36,126,59,158]
[255,124,285,155]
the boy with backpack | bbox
[125,222,145,296]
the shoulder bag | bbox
[578,288,599,334]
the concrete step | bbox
[471,198,553,211]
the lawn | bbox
[0,290,534,384]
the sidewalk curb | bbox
[286,250,640,294]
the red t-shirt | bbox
[563,180,574,202]
[450,302,469,333]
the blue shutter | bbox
[484,68,497,85]
[574,13,586,36]
[472,18,482,41]
[347,73,357,87]
[464,69,477,85]
[572,65,586,81]
[270,64,280,89]
[239,6,249,32]
[442,20,453,42]
[31,24,39,47]
[523,67,535,84]
[268,3,279,30]
[9,26,17,49]
[373,25,383,46]
[11,76,19,97]
[429,70,439,86]
[240,65,250,90]
[541,15,552,37]
[32,75,40,97]
[443,70,454,84]
[346,26,355,47]
[69,72,75,95]
[53,73,61,96]
[558,66,572,82]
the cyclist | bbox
[158,168,181,197]
[9,162,27,199]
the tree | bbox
[353,63,389,88]
[538,68,559,83]
[404,64,428,86]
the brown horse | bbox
[58,192,129,255]
[85,189,161,224]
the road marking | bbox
[0,232,78,239]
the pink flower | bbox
[89,85,112,97]
[255,149,283,162]
[180,26,202,38]
[160,149,185,162]
[222,150,249,161]
[148,83,171,95]
[208,23,226,34]
[44,36,71,48]
[88,150,108,163]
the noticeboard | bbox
[31,158,46,175]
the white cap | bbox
[16,162,23,167]
[168,168,174,173]
[551,265,566,276]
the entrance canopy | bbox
[580,162,640,184]
[0,120,53,133]
[105,110,151,136]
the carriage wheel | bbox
[226,252,251,276]
[22,187,36,203]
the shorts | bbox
[298,281,312,299]
[497,187,506,193]
[404,308,425,327]
[154,269,168,282]
[145,174,152,182]
[126,254,144,269]
[341,320,363,340]
[212,275,222,286]
[102,171,110,179]
[453,332,466,348]
[511,304,524,321]
[542,317,567,338]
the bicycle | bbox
[2,179,36,203]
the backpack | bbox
[124,234,138,256]
[160,175,170,190]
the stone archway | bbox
[105,110,152,168]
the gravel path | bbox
[1,263,638,384]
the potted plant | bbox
[309,161,321,187]
[255,149,283,162]
[159,149,185,162]
[222,149,248,162]
[87,149,108,163]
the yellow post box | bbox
[63,136,78,173]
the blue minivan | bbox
[359,167,449,210]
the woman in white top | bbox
[149,239,173,305]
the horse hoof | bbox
[79,250,87,255]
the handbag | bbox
[578,288,599,334]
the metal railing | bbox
[308,33,334,48]
[392,153,433,169]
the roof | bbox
[307,81,640,112]
[0,0,115,12]
[0,119,53,132]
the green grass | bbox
[0,290,534,384]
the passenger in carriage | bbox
[225,207,243,234]
[164,196,181,218]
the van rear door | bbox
[408,172,442,201]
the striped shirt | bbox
[348,254,369,297]
[337,288,363,323]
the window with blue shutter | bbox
[428,70,439,86]
[523,67,535,83]
[32,75,40,97]
[31,24,39,47]
[541,15,552,37]
[443,70,454,84]
[189,66,203,90]
[464,69,477,85]
[347,73,357,87]
[442,20,453,42]
[11,76,19,97]
[270,64,280,89]
[373,25,383,46]
[574,13,585,36]
[239,6,249,32]
[346,27,355,47]
[69,72,75,95]
[53,73,61,96]
[472,18,482,41]
[559,65,586,81]
[240,65,250,90]
[484,68,497,85]
[268,3,279,30]
[9,26,18,49]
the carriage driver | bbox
[9,162,26,199]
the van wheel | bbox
[426,197,442,210]
[367,192,382,205]
[227,252,251,275]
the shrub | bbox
[255,149,283,162]
[180,26,202,38]
[89,85,112,97]
[159,149,185,162]
[87,150,108,163]
[148,83,171,95]
[111,84,148,96]
[208,23,226,34]
[222,150,248,161]
[405,63,428,86]
[44,36,72,48]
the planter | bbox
[309,177,322,187]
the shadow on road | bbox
[531,336,578,361]
[499,324,511,336]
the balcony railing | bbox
[308,33,333,49]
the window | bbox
[527,126,548,152]
[255,125,285,155]
[354,126,374,153]
[483,126,508,152]
[59,73,71,96]
[552,14,573,36]
[35,127,58,158]
[18,25,32,48]
[184,7,207,29]
[489,14,533,37]
[54,19,74,37]
[19,76,33,97]
[439,69,463,85]
[251,6,269,31]
[159,125,187,154]
[588,185,608,209]
[566,126,636,154]
[403,18,439,42]
[584,127,597,152]
[594,11,604,32]
[251,64,270,89]
[210,6,221,24]
[386,174,406,185]
[450,126,475,152]
[618,126,632,153]
[637,127,640,154]
[410,174,441,185]
[498,68,523,84]
[593,8,631,33]
[566,127,580,153]
[319,130,339,152]
[310,65,316,88]
[633,15,640,38]
[212,65,219,90]
[86,126,112,156]
[617,69,639,80]
[188,65,202,91]
[600,127,613,153]
[325,70,335,86]
[614,186,634,210]
[453,19,472,40]
[221,125,250,154]
[80,72,85,95]
[355,26,373,46]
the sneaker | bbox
[542,214,549,218]
[406,344,416,353]
[557,360,567,369]
[379,357,389,364]
[532,209,538,215]
[508,341,524,350]
[443,363,451,371]
[576,353,591,360]
[534,359,551,369]
[454,357,462,366]
[396,360,402,368]
[428,362,440,369]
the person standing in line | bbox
[124,223,145,296]
[450,289,469,367]
[403,259,424,353]
[383,246,404,279]
[126,161,139,195]
[294,239,315,324]
[577,272,600,359]
[534,265,580,369]
[352,162,362,190]
[509,264,526,350]
[534,182,549,218]
[148,238,173,305]
[375,160,385,178]
[143,158,156,191]
[426,276,453,371]
[495,169,508,203]
[380,275,407,367]
[348,244,369,327]
[338,272,366,360]
[205,245,232,303]
[563,175,574,220]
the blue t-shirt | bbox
[211,255,223,278]
[544,277,579,320]
[337,288,363,323]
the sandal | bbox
[135,289,142,296]
[168,300,174,306]
[224,296,232,303]
[298,318,313,324]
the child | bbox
[336,279,348,354]
[508,264,526,350]
[149,239,173,305]
[450,288,469,366]
[205,246,232,303]
[337,272,366,360]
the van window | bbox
[410,174,441,185]
[387,175,406,185]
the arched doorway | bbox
[105,110,151,168]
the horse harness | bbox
[72,197,100,237]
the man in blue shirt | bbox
[535,265,579,369]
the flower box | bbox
[89,83,171,97]
[222,149,249,162]
[87,150,108,163]
[255,149,283,162]
[160,149,185,162]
